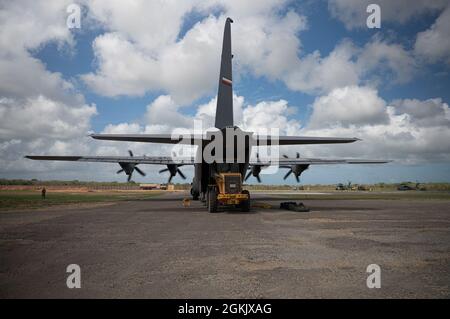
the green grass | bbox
[1,189,449,212]
[270,191,450,201]
[0,190,163,211]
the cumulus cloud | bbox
[0,1,74,54]
[284,37,416,94]
[82,15,223,103]
[103,94,298,136]
[302,86,450,163]
[0,1,99,178]
[308,86,389,128]
[0,96,96,140]
[82,1,308,103]
[0,1,80,104]
[284,41,359,93]
[83,0,417,100]
[356,37,417,84]
[86,0,192,53]
[145,95,192,130]
[328,0,448,29]
[242,100,301,135]
[415,5,450,64]
[391,98,450,127]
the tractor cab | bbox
[208,172,250,213]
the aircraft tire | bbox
[208,188,218,213]
[240,190,250,212]
[190,188,199,200]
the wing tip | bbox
[351,137,362,142]
[90,133,104,140]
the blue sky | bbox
[1,0,450,184]
[33,1,449,130]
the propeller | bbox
[116,150,146,182]
[281,152,309,183]
[245,153,263,183]
[159,164,186,184]
[245,166,262,183]
[283,152,300,159]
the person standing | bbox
[41,187,46,199]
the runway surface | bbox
[1,192,449,298]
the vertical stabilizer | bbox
[215,17,234,129]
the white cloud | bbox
[102,122,142,134]
[231,10,307,80]
[242,100,301,135]
[82,32,160,97]
[0,1,80,104]
[82,0,421,102]
[103,93,295,135]
[284,37,416,94]
[308,86,389,128]
[0,1,74,54]
[0,96,96,140]
[0,1,100,178]
[284,41,360,93]
[302,86,450,163]
[87,0,192,53]
[356,37,417,84]
[0,55,81,104]
[415,5,450,64]
[82,1,308,102]
[146,95,192,129]
[82,14,222,103]
[391,98,450,127]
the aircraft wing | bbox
[25,155,195,165]
[26,155,388,166]
[249,158,390,166]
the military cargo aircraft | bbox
[26,18,388,212]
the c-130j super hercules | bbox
[27,18,388,212]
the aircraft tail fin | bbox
[214,17,234,129]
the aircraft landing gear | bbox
[208,187,218,213]
[240,190,250,212]
[200,192,207,204]
[190,188,199,200]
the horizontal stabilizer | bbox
[254,136,360,145]
[90,133,360,146]
[90,133,204,144]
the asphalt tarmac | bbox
[1,192,449,298]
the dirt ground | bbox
[0,192,449,298]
